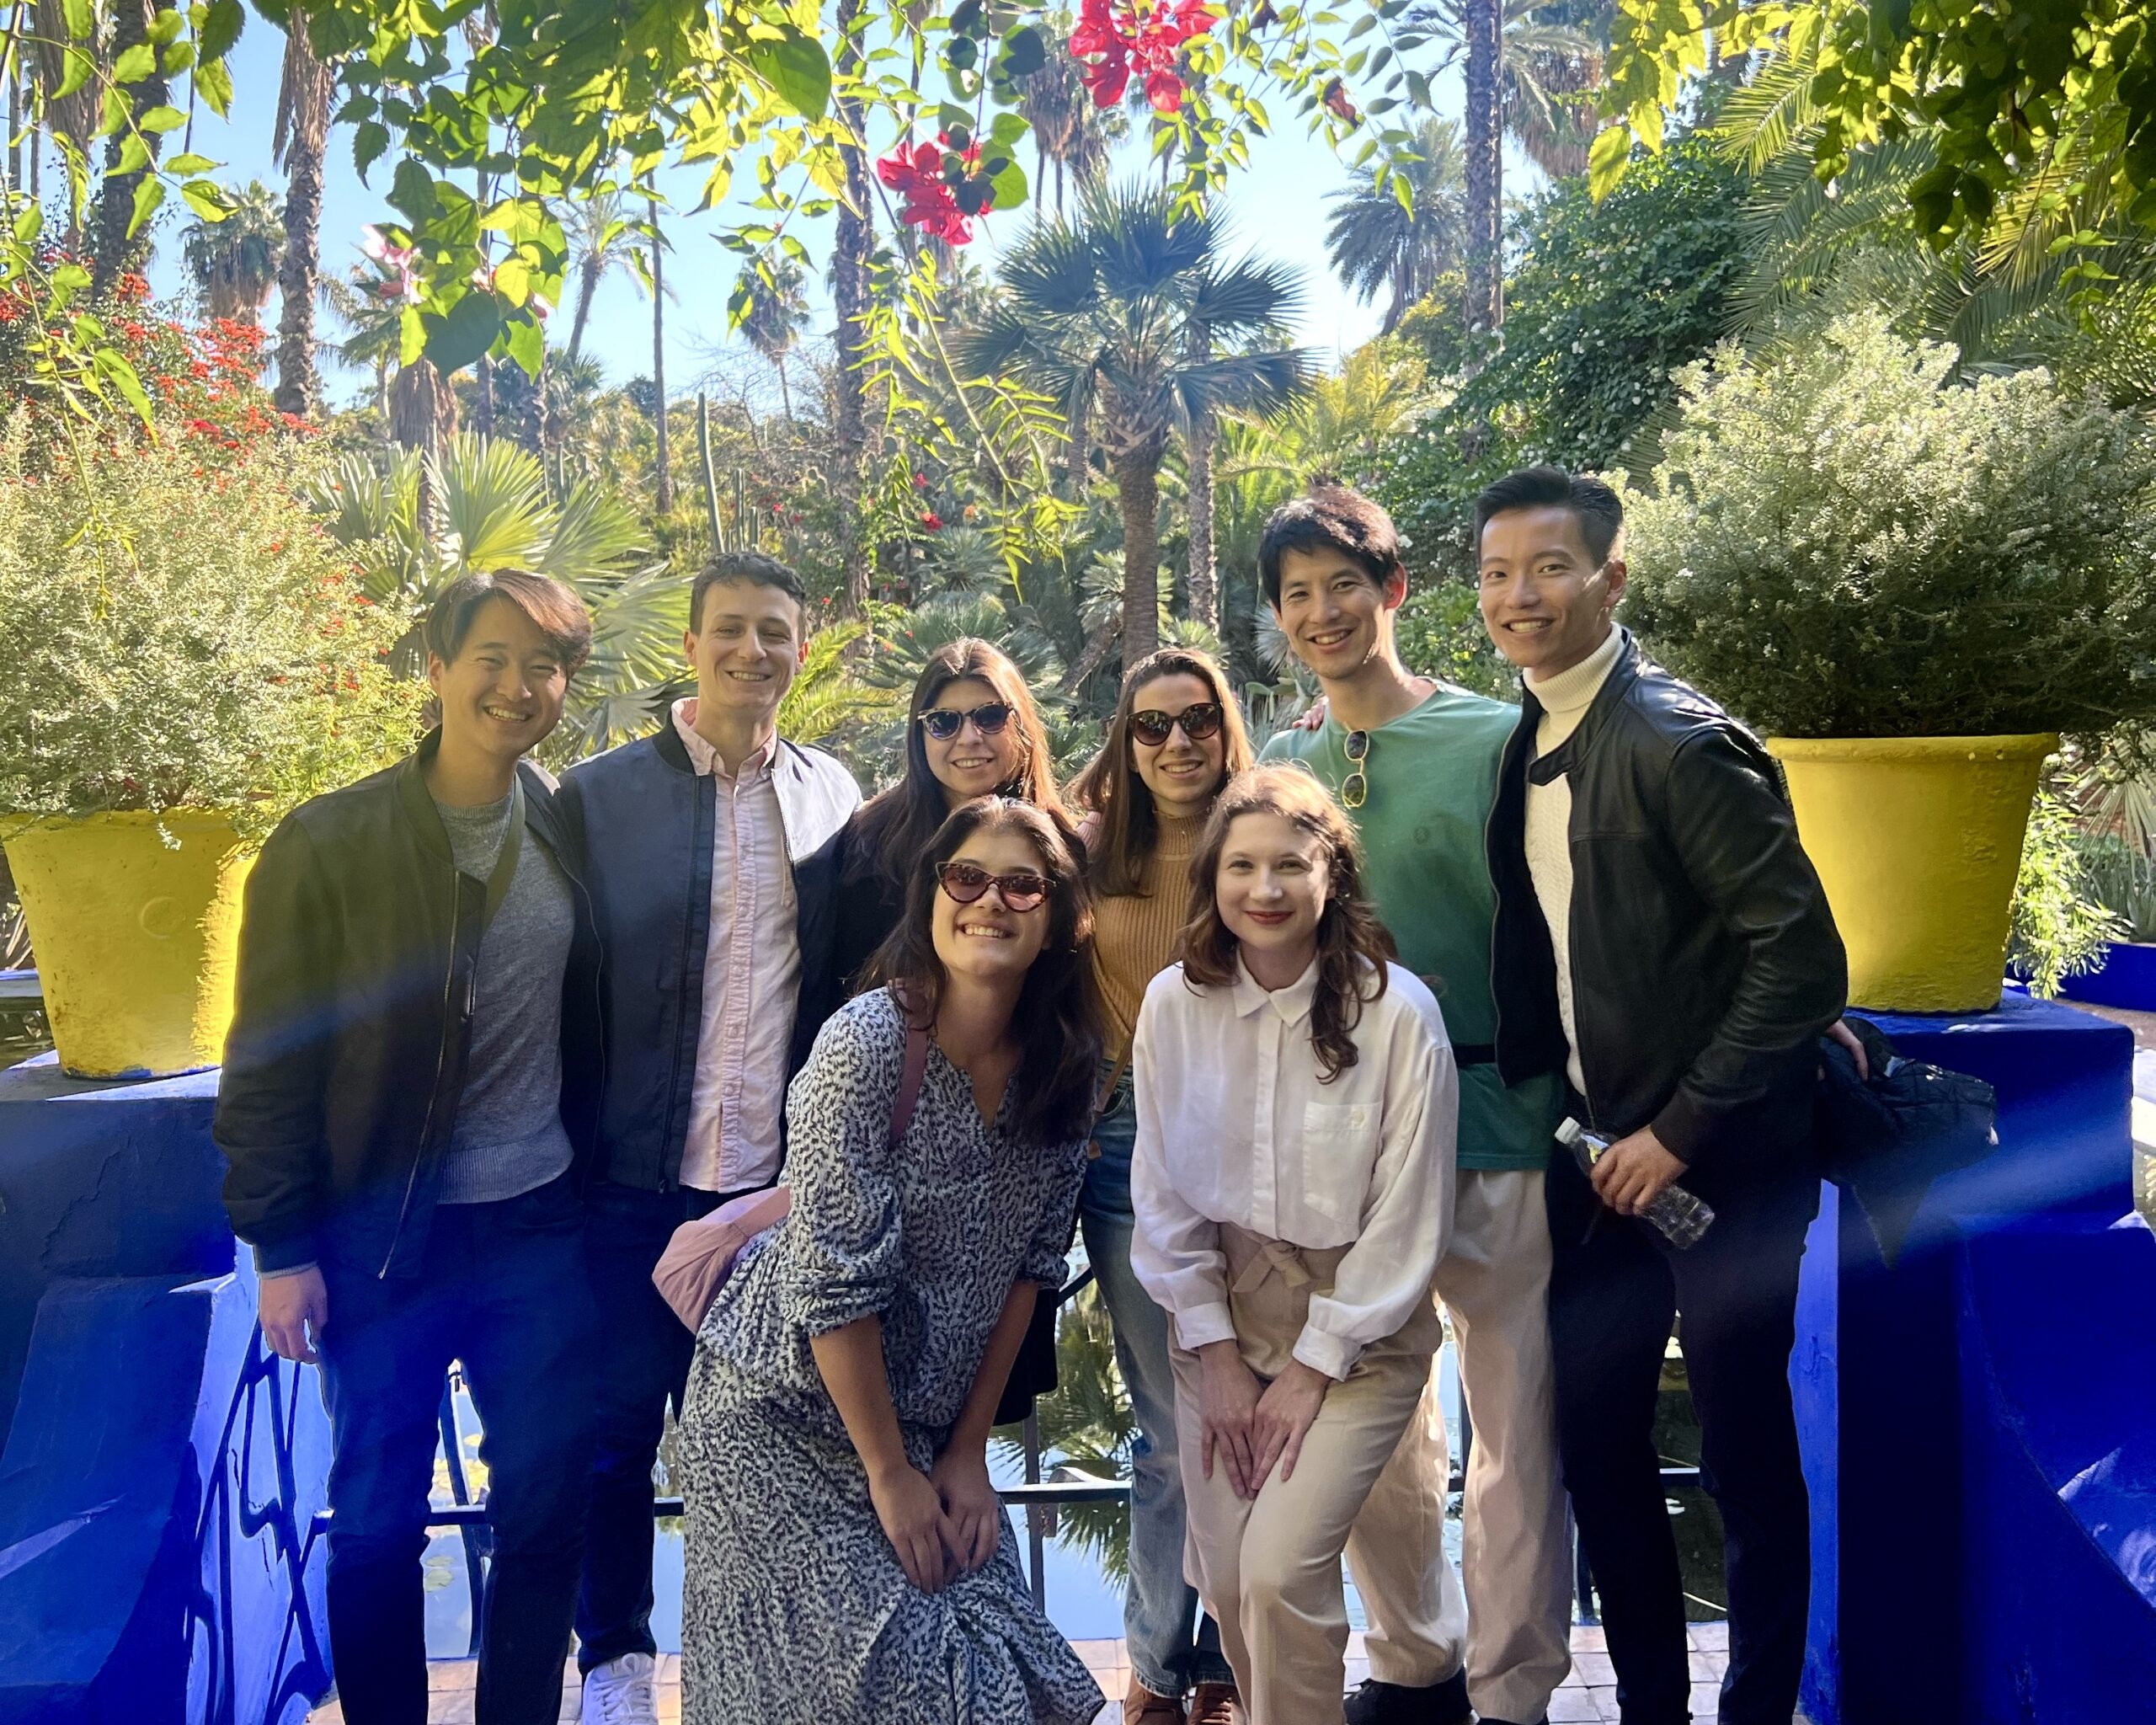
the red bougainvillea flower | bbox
[1071,0,1215,115]
[876,135,985,245]
[913,470,931,489]
[920,511,945,531]
[115,272,151,304]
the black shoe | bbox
[1342,1669,1472,1725]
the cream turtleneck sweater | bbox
[1523,625,1625,1094]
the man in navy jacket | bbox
[556,553,858,1724]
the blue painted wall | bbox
[0,1060,330,1725]
[1796,994,2151,1725]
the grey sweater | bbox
[433,791,577,1204]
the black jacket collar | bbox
[1524,628,1645,787]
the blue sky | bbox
[96,10,1540,409]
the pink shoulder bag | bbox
[651,1014,931,1332]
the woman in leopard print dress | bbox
[677,798,1106,1725]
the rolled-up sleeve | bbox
[776,1013,906,1336]
[1129,996,1236,1353]
[1294,1004,1455,1380]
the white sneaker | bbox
[580,1652,659,1725]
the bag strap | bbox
[889,1020,930,1149]
[478,774,526,934]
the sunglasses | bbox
[935,860,1051,913]
[1342,729,1371,810]
[1129,702,1225,748]
[919,701,1015,741]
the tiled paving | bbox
[305,1621,1736,1723]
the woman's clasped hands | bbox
[867,1449,1006,1594]
[1198,1340,1331,1500]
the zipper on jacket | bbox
[382,867,462,1277]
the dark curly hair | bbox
[1179,765,1398,1083]
[865,797,1103,1147]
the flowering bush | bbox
[0,267,308,460]
[1618,314,2156,743]
[0,414,420,840]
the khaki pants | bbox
[1350,1168,1573,1722]
[1171,1226,1459,1725]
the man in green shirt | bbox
[1261,481,1571,1725]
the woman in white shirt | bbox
[1129,764,1464,1725]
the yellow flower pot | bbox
[3,811,257,1079]
[1765,734,2057,1014]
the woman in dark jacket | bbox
[793,637,1073,1066]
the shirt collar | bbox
[671,697,772,782]
[1231,953,1321,1024]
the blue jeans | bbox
[577,1178,745,1674]
[317,1172,597,1725]
[1080,1081,1235,1696]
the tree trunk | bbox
[567,254,600,366]
[93,1,170,300]
[272,11,333,417]
[1462,0,1503,355]
[1184,322,1217,633]
[649,195,672,515]
[832,0,873,616]
[390,358,455,549]
[1117,457,1161,668]
[8,31,20,190]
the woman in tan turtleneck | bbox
[1067,649,1255,1725]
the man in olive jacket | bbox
[1477,467,1848,1725]
[217,571,602,1725]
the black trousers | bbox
[1547,1140,1819,1725]
[575,1178,751,1674]
[318,1173,597,1725]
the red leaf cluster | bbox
[1070,0,1216,115]
[876,134,988,246]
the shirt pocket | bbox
[1301,1099,1382,1226]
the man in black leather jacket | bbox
[1476,467,1848,1725]
[217,571,604,1725]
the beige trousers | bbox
[1350,1168,1574,1722]
[1171,1226,1457,1725]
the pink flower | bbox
[876,136,987,245]
[920,511,944,531]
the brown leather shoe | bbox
[1123,1677,1186,1723]
[1188,1680,1241,1725]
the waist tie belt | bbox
[1229,1237,1317,1295]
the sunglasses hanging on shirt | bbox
[1342,729,1372,809]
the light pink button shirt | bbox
[671,697,800,1194]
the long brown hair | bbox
[865,798,1103,1146]
[1068,647,1256,898]
[847,638,1068,895]
[1180,765,1397,1083]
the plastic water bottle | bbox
[1556,1117,1716,1249]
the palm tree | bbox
[739,250,810,421]
[273,8,336,414]
[1016,18,1121,216]
[648,195,672,513]
[958,183,1310,667]
[832,0,875,614]
[1326,116,1470,333]
[1407,0,1606,344]
[93,0,173,299]
[181,181,286,323]
[563,192,639,366]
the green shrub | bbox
[1374,133,1752,580]
[1394,581,1516,702]
[1618,313,2156,742]
[2010,791,2127,997]
[0,418,421,840]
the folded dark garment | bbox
[1814,1016,1999,1266]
